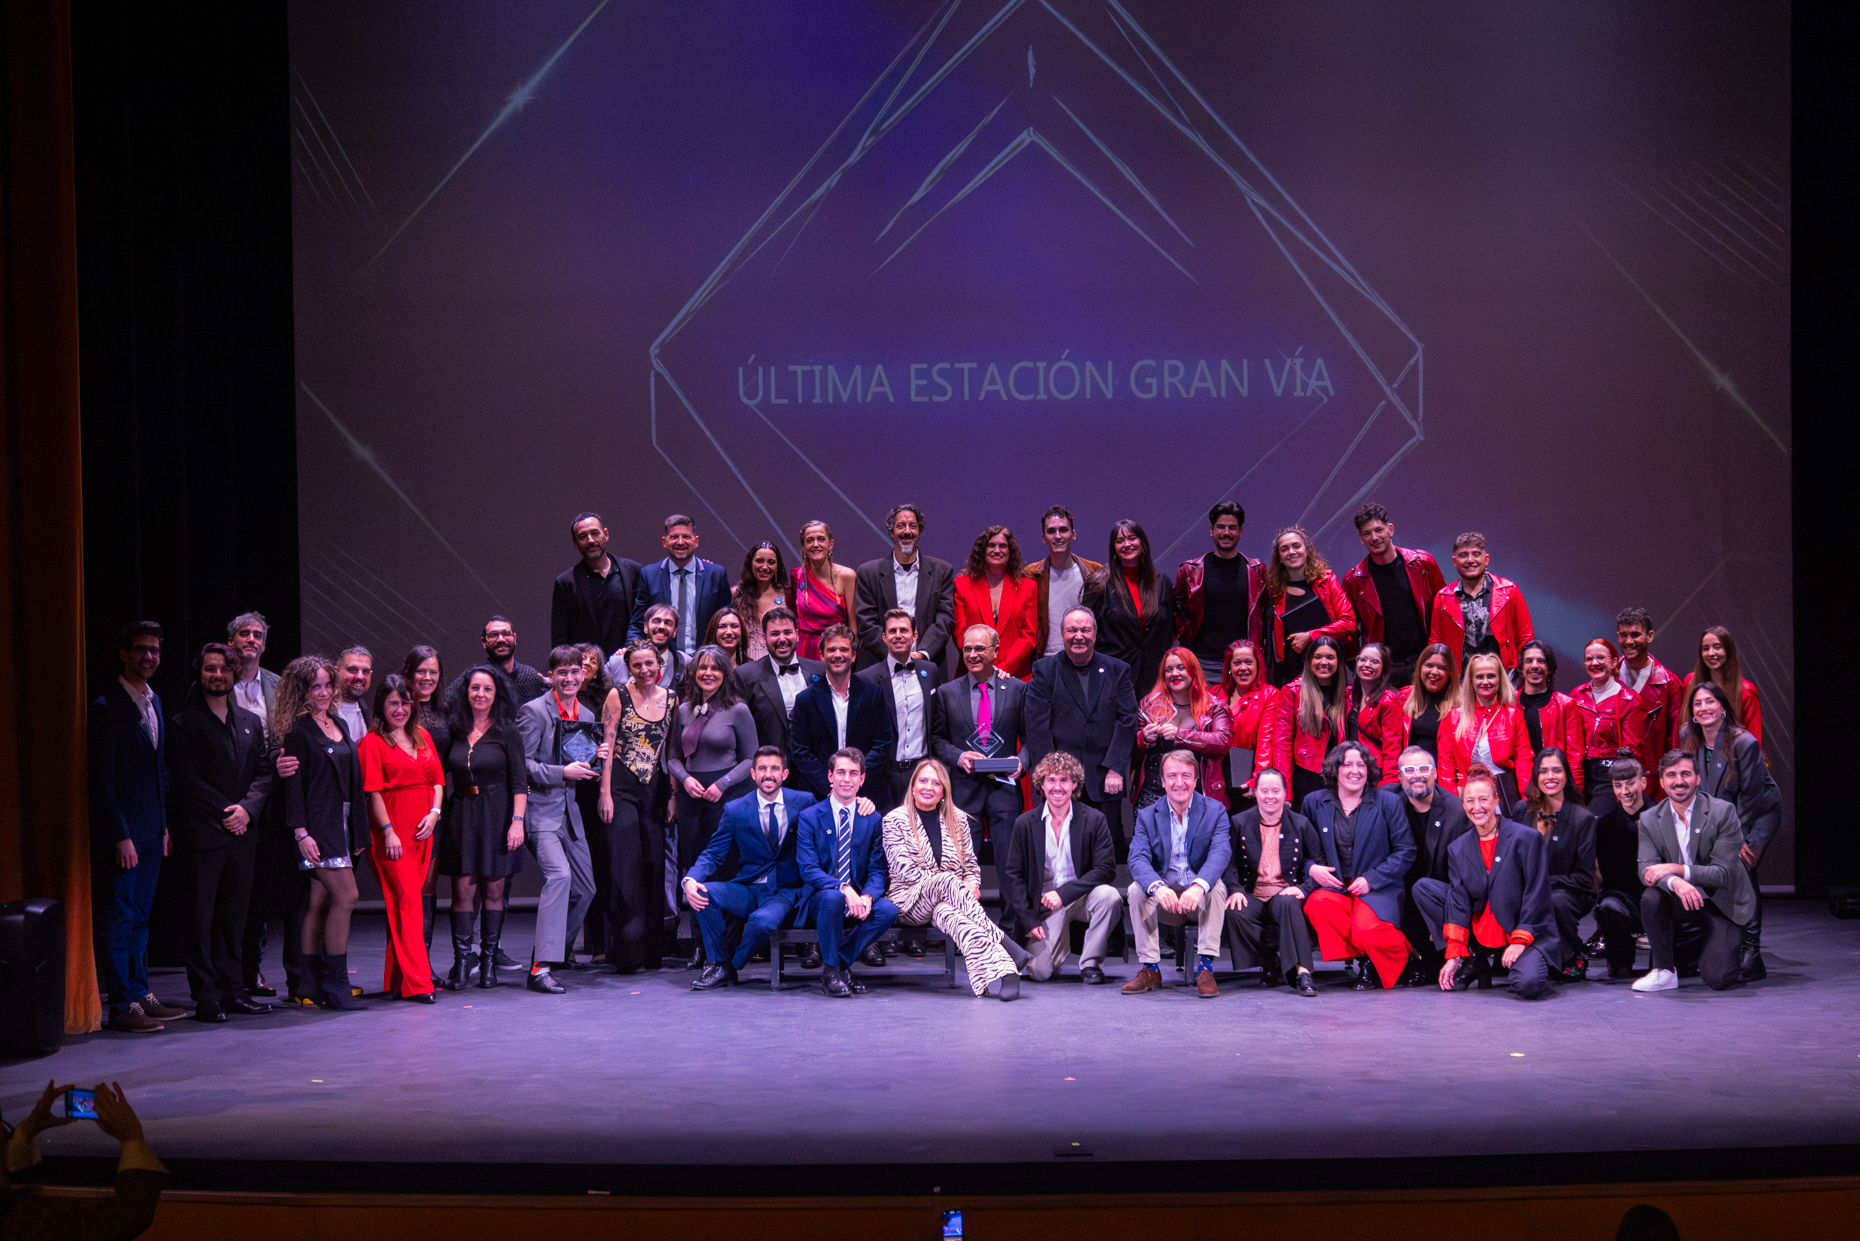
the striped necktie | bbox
[836,807,852,884]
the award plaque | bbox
[559,720,604,774]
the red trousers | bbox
[1304,889,1410,989]
[369,786,435,996]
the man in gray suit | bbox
[227,611,279,724]
[1632,748,1756,993]
[516,646,600,994]
[854,503,955,670]
[929,623,1027,860]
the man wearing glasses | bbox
[446,617,548,708]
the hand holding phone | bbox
[63,1087,99,1120]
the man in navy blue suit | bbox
[787,625,894,800]
[89,622,187,1033]
[629,514,731,664]
[794,749,899,996]
[1122,751,1231,997]
[683,747,817,990]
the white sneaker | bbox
[1632,968,1678,992]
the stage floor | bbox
[6,902,1858,1179]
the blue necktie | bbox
[675,567,691,655]
[764,801,780,861]
[836,807,852,884]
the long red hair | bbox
[1149,646,1212,720]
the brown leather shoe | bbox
[140,994,188,1020]
[1121,966,1164,994]
[108,1003,164,1033]
[1196,968,1219,998]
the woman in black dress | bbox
[275,655,370,1010]
[598,641,677,973]
[1084,518,1177,697]
[438,665,529,989]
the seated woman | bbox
[1517,746,1597,979]
[1685,625,1762,742]
[1514,640,1587,798]
[1255,633,1353,809]
[1134,646,1234,809]
[1437,651,1535,803]
[1373,643,1457,784]
[1679,680,1780,983]
[1222,766,1323,996]
[953,525,1039,679]
[1221,638,1274,807]
[1299,741,1416,991]
[881,758,1023,1000]
[1414,765,1557,999]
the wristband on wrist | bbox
[511,813,525,822]
[293,830,309,841]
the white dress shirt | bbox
[336,700,368,744]
[232,673,267,723]
[890,659,925,762]
[119,677,159,746]
[830,680,850,747]
[1665,797,1696,888]
[893,556,919,619]
[755,789,789,845]
[1155,801,1209,894]
[772,659,807,716]
[1042,801,1075,891]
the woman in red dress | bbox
[789,519,856,660]
[359,674,444,1002]
[952,525,1039,679]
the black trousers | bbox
[241,813,302,989]
[1549,885,1595,968]
[1402,879,1446,967]
[183,839,259,1005]
[1457,943,1553,999]
[1227,889,1315,981]
[1641,885,1744,990]
[606,787,665,971]
[1591,889,1643,977]
[1741,861,1763,955]
[1080,792,1129,863]
[574,780,607,956]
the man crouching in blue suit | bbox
[683,747,816,990]
[795,748,900,997]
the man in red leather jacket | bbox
[1174,501,1268,684]
[1340,503,1446,687]
[1427,532,1534,672]
[1615,607,1684,749]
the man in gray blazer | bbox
[854,503,956,670]
[516,646,600,994]
[930,623,1027,859]
[1632,749,1756,993]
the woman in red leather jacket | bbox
[1683,625,1763,743]
[1437,652,1535,803]
[1256,634,1353,808]
[1351,642,1394,753]
[1263,527,1357,688]
[1514,639,1588,797]
[1374,642,1458,785]
[1134,647,1235,809]
[1569,638,1654,819]
[1221,639,1274,806]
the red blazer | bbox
[1436,702,1535,795]
[1135,692,1235,807]
[1341,548,1446,647]
[1681,673,1762,743]
[1530,691,1590,796]
[1569,681,1658,791]
[1624,658,1685,749]
[952,572,1039,680]
[1174,553,1268,649]
[1256,681,1354,779]
[1427,575,1534,669]
[1268,571,1357,662]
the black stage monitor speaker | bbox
[1830,887,1860,920]
[0,899,66,1056]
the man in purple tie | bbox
[929,624,1029,864]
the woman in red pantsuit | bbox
[359,674,444,1002]
[952,525,1039,679]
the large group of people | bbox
[86,500,1780,1027]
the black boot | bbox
[479,907,506,988]
[321,953,367,1010]
[444,909,479,990]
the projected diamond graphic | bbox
[650,0,1423,561]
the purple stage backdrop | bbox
[288,1,1793,871]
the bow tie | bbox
[776,663,800,675]
[893,662,914,676]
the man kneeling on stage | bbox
[683,747,816,990]
[1003,750,1120,984]
[1631,749,1756,993]
[1415,766,1557,999]
[795,748,899,996]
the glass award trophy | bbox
[559,720,603,774]
[966,725,1019,777]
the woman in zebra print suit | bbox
[882,759,1022,1000]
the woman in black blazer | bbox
[1222,767,1323,995]
[1680,680,1780,980]
[1517,746,1597,978]
[1084,519,1178,700]
[275,655,370,1010]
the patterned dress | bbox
[881,805,1017,995]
